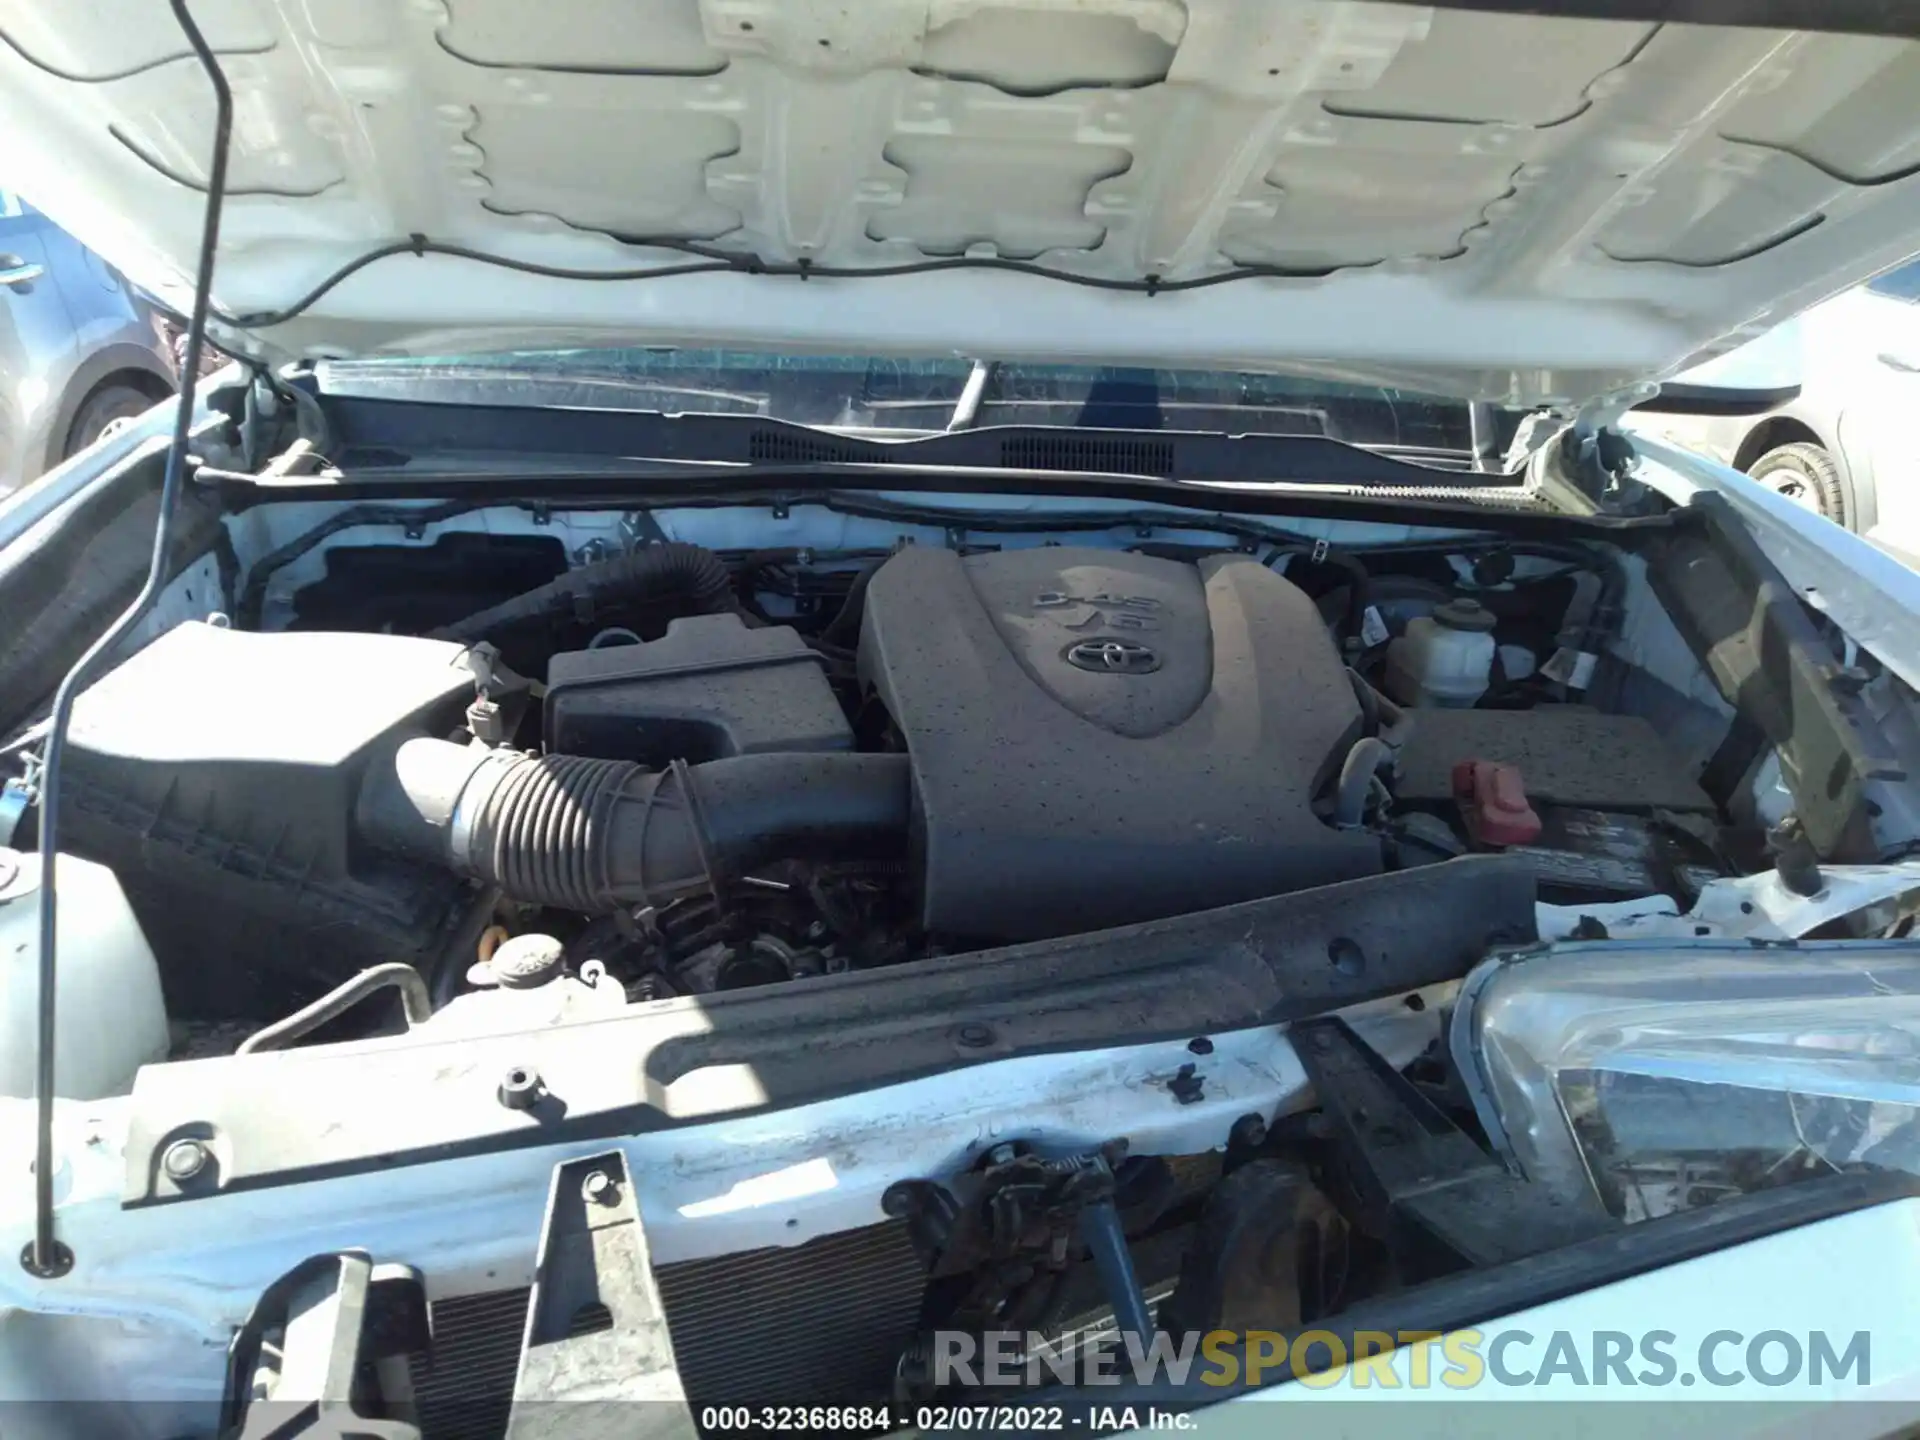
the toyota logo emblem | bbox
[1065,639,1160,674]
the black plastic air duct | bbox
[357,738,910,912]
[432,541,735,645]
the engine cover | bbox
[858,546,1379,941]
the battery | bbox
[1512,806,1724,903]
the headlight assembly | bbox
[1450,941,1920,1221]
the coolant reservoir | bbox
[425,968,629,1039]
[0,848,168,1100]
[1383,598,1498,708]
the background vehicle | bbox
[0,184,175,495]
[1629,261,1920,565]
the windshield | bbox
[1868,259,1920,302]
[318,349,1488,454]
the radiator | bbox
[406,1221,927,1440]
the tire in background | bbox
[62,382,158,459]
[1749,440,1848,525]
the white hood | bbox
[6,0,1920,404]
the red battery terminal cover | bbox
[1451,759,1543,847]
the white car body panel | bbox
[0,997,1444,1433]
[1227,1198,1920,1426]
[1629,433,1920,694]
[8,1,1920,404]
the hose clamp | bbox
[448,747,527,871]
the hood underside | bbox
[7,0,1920,404]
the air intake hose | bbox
[432,541,735,645]
[357,738,911,912]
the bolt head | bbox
[162,1139,208,1182]
[881,1182,915,1217]
[498,1066,543,1110]
[1230,1113,1267,1149]
[582,1170,617,1205]
[955,1022,995,1049]
[18,1239,74,1278]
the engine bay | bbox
[39,502,1752,1045]
[21,0,1920,1417]
[8,480,1920,1435]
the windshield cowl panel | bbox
[317,349,1493,455]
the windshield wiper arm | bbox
[946,359,995,432]
[1469,401,1501,473]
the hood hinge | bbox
[1518,382,1663,515]
[208,364,335,474]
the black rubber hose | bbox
[432,541,735,644]
[358,739,912,913]
[1346,669,1411,747]
[821,560,883,649]
[1334,737,1394,830]
[431,884,501,1008]
[1271,547,1369,649]
[1322,551,1371,646]
[1347,667,1379,732]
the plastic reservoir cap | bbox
[1434,597,1497,633]
[490,932,566,990]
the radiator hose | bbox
[432,541,735,645]
[356,737,911,912]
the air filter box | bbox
[61,622,481,1016]
[545,613,851,765]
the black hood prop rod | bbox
[23,0,233,1279]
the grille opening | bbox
[998,434,1176,475]
[747,429,880,464]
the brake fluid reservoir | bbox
[0,848,168,1100]
[1383,598,1498,707]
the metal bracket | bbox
[221,1252,429,1440]
[1647,492,1907,858]
[1573,382,1660,436]
[505,1150,696,1440]
[1504,409,1569,472]
[1291,1017,1610,1282]
[1536,858,1920,944]
[573,538,616,564]
[620,510,668,549]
